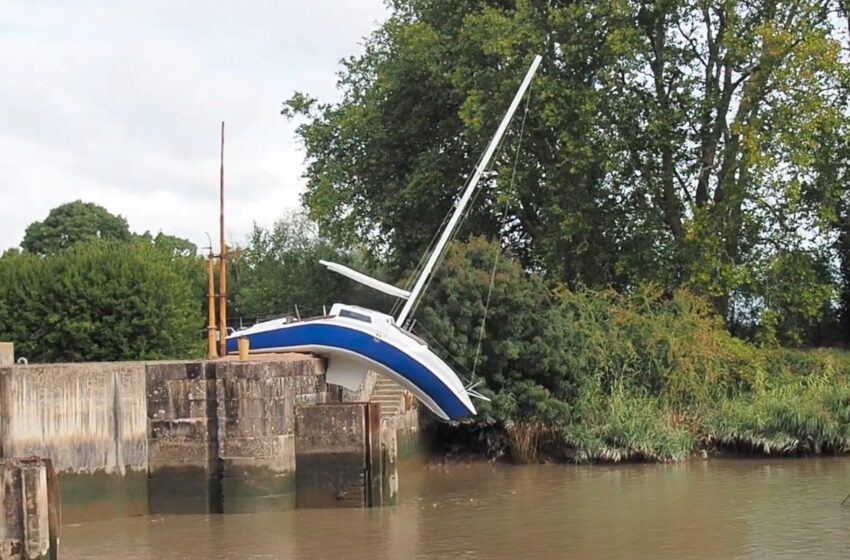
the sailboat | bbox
[226,55,542,420]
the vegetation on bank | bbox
[420,238,850,463]
[275,0,850,462]
[0,236,205,362]
[0,204,378,363]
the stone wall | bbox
[146,361,220,514]
[0,355,331,521]
[294,402,390,508]
[295,403,370,508]
[0,354,419,521]
[145,356,329,515]
[215,357,327,513]
[0,363,148,522]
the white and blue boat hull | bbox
[225,306,476,421]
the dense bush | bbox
[0,240,203,362]
[419,237,850,463]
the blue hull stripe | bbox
[227,323,471,420]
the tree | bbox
[137,231,198,258]
[22,200,131,255]
[235,211,394,322]
[284,0,850,340]
[0,239,202,362]
[416,237,572,435]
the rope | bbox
[469,84,533,384]
[391,141,493,319]
[414,322,475,378]
[401,98,527,326]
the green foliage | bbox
[21,200,132,255]
[563,382,696,463]
[0,239,203,362]
[285,0,850,340]
[136,231,198,258]
[235,211,395,320]
[704,358,850,454]
[420,238,850,463]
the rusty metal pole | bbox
[207,250,218,359]
[218,121,228,357]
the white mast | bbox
[396,54,542,327]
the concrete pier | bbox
[216,357,327,513]
[295,403,387,508]
[146,361,220,514]
[0,355,420,520]
[0,363,148,522]
[0,458,57,560]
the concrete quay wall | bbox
[215,358,327,513]
[0,363,148,521]
[0,356,329,521]
[0,353,423,522]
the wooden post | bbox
[218,121,228,357]
[207,252,218,359]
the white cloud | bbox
[0,0,388,251]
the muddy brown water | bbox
[62,457,850,559]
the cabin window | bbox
[339,309,372,323]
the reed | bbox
[462,284,850,463]
[425,241,850,463]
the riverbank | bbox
[426,346,850,464]
[421,281,850,465]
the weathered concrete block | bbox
[149,418,218,442]
[148,438,218,462]
[220,455,292,478]
[215,357,325,381]
[146,361,214,382]
[221,416,287,439]
[214,358,329,513]
[295,404,369,455]
[295,403,374,508]
[145,361,221,516]
[1,363,149,523]
[147,398,216,421]
[220,397,286,420]
[219,377,289,400]
[0,459,55,560]
[0,344,12,367]
[146,378,216,404]
[148,457,219,473]
[219,436,286,458]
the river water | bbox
[62,457,850,559]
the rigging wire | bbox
[414,322,475,377]
[468,83,533,385]
[401,103,528,325]
[390,143,492,319]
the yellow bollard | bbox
[238,337,249,361]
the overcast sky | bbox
[0,1,389,252]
